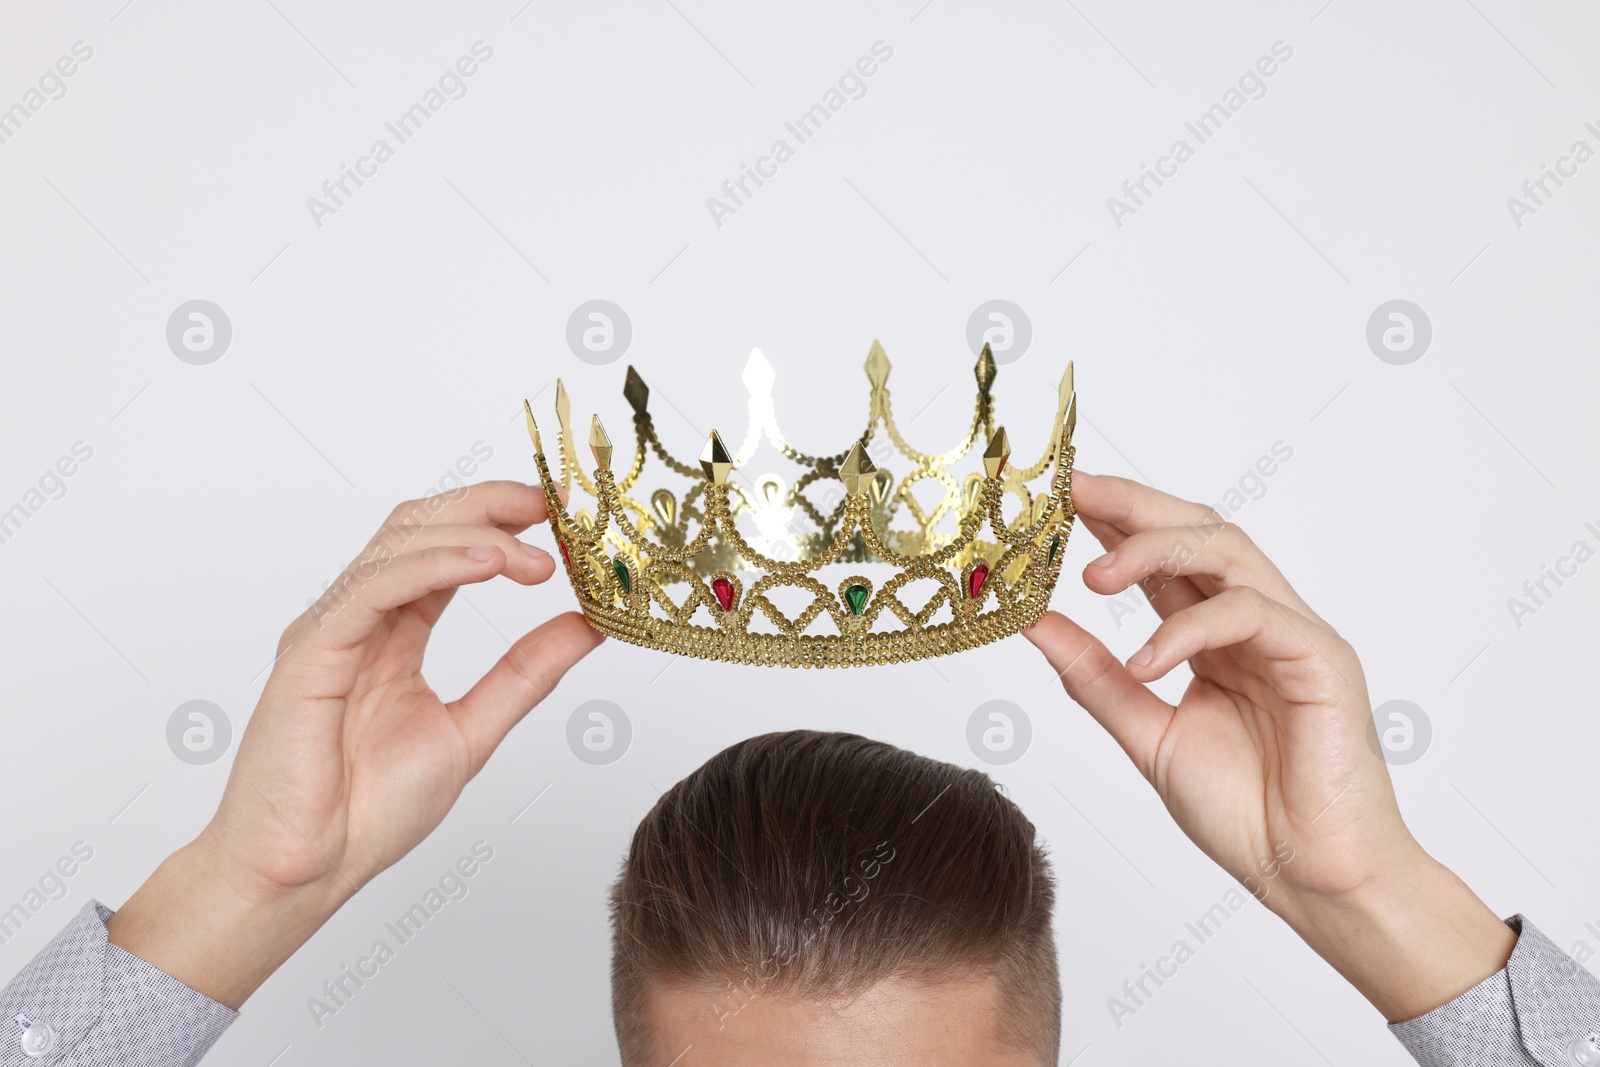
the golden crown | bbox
[522,342,1077,668]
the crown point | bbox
[975,344,998,392]
[983,426,1012,479]
[589,415,614,469]
[864,340,891,389]
[742,348,777,396]
[1058,362,1075,409]
[554,378,572,431]
[839,440,877,495]
[623,366,650,415]
[522,399,543,451]
[700,430,734,485]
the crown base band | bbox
[576,596,1053,668]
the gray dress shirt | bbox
[0,903,233,1066]
[2,901,1597,1064]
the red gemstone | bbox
[558,541,572,568]
[712,576,737,612]
[968,563,990,599]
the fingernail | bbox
[467,546,494,561]
[1128,644,1155,668]
[1088,551,1116,568]
[520,541,551,561]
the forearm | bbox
[105,835,349,1010]
[1271,845,1517,1023]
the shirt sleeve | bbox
[0,900,236,1066]
[1391,915,1600,1067]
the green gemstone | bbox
[845,584,869,615]
[613,559,632,593]
[1046,535,1061,569]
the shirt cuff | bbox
[0,900,236,1066]
[1390,915,1600,1067]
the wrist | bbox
[106,833,352,1009]
[1270,845,1516,1022]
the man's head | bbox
[609,731,1060,1065]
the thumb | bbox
[449,612,604,775]
[1024,611,1173,782]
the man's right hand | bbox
[106,480,601,1008]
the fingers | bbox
[371,524,556,630]
[1024,611,1174,781]
[356,524,554,588]
[1072,471,1224,536]
[1080,518,1206,620]
[1073,474,1207,620]
[1126,587,1355,705]
[1083,522,1315,621]
[449,612,604,775]
[277,483,564,667]
[383,480,549,536]
[305,545,512,653]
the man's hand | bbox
[106,481,601,1007]
[1026,471,1514,1023]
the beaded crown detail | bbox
[522,341,1078,668]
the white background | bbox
[2,1,1598,1064]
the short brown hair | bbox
[608,730,1060,1062]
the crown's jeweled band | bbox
[523,342,1077,668]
